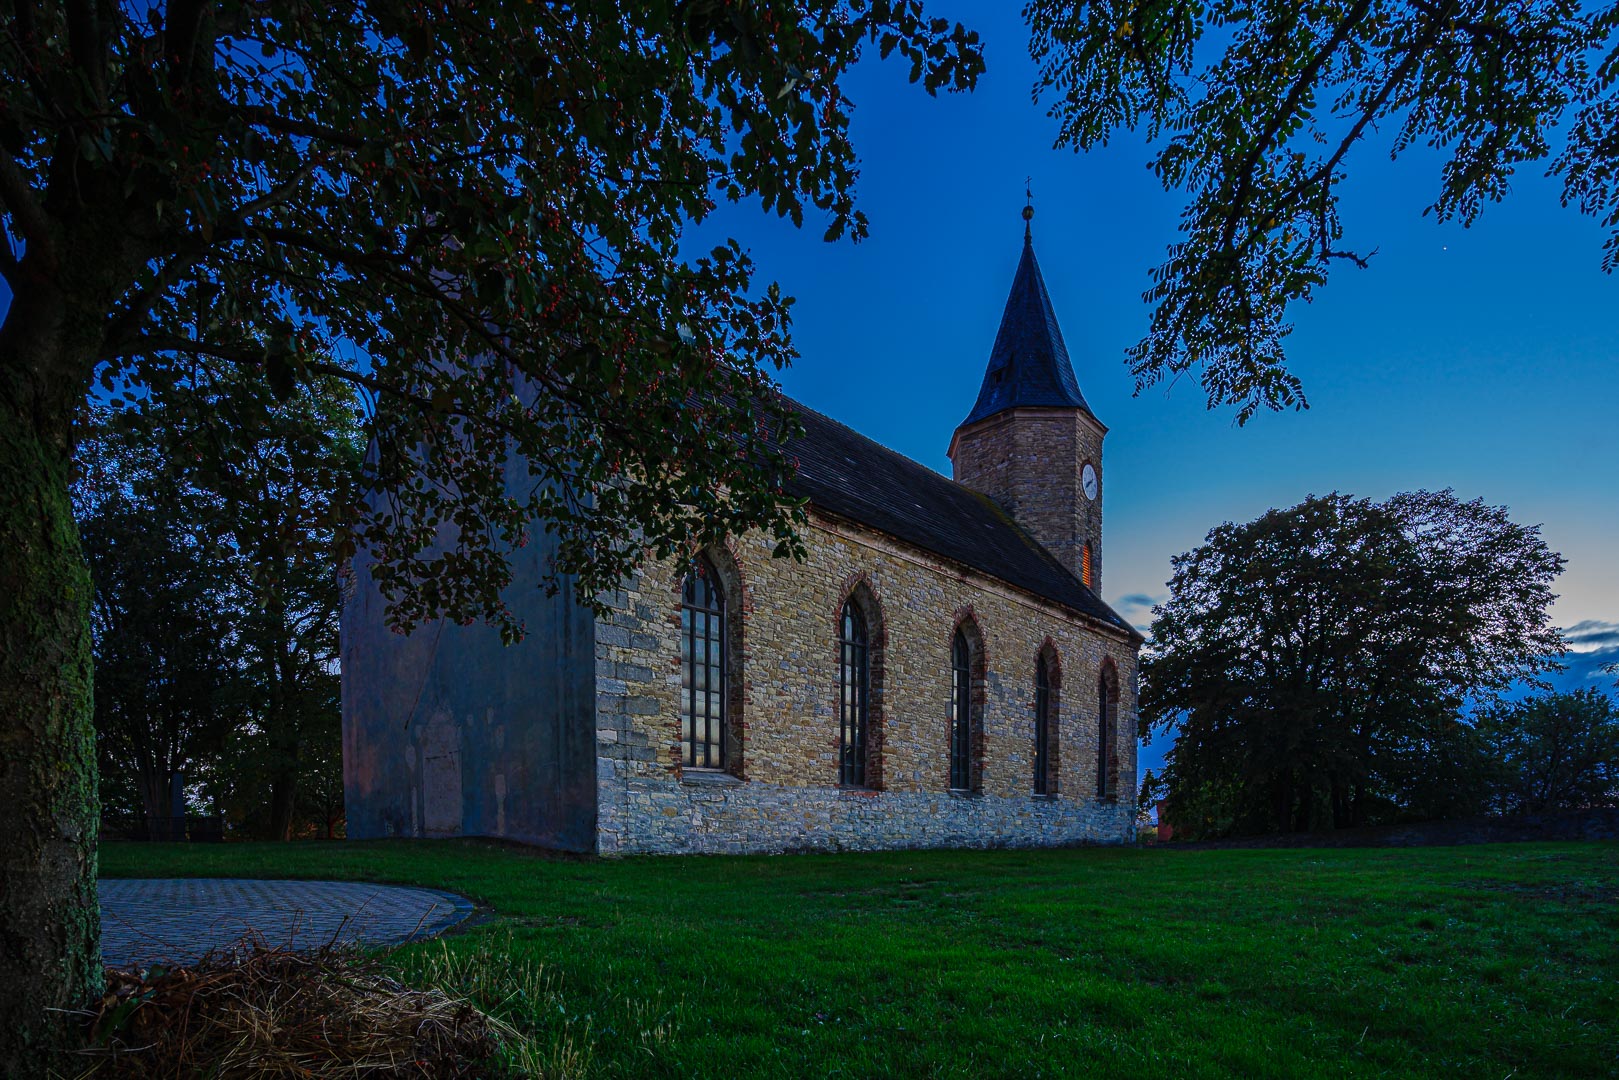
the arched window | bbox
[680,556,726,769]
[1034,653,1053,795]
[950,629,973,791]
[1096,666,1118,800]
[839,600,870,786]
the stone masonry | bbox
[950,407,1106,593]
[595,512,1139,855]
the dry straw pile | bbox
[66,939,517,1078]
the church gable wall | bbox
[595,513,1139,855]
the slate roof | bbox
[960,232,1097,428]
[778,398,1139,639]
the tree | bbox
[78,371,357,844]
[0,2,984,1059]
[1477,689,1619,812]
[76,413,236,839]
[1026,0,1619,423]
[153,370,360,841]
[1142,490,1563,837]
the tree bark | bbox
[0,372,101,1069]
[269,763,299,841]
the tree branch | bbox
[0,142,53,261]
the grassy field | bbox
[100,840,1618,1078]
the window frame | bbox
[1096,666,1118,801]
[679,556,727,771]
[950,629,974,792]
[1034,653,1053,795]
[838,600,870,787]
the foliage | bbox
[75,414,237,835]
[1477,688,1619,812]
[101,839,1619,1079]
[1141,490,1564,836]
[0,1,982,1040]
[1026,0,1619,423]
[74,372,361,840]
[2,0,983,640]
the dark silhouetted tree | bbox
[1142,490,1563,837]
[0,4,983,1053]
[1027,0,1619,422]
[1478,689,1619,812]
[75,415,235,839]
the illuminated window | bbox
[1082,543,1094,588]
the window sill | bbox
[680,770,743,788]
[837,785,880,798]
[1030,792,1060,801]
[947,788,981,799]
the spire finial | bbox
[1022,177,1034,241]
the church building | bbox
[341,218,1144,854]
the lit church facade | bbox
[342,223,1143,854]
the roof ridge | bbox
[777,393,1137,639]
[781,393,949,479]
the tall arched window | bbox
[950,629,973,791]
[1096,666,1118,800]
[680,557,726,769]
[839,600,869,786]
[1034,653,1053,795]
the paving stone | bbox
[98,878,473,968]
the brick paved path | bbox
[99,878,474,968]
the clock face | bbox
[1081,463,1099,501]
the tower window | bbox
[1082,543,1094,588]
[680,557,726,769]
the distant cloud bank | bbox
[1564,619,1619,654]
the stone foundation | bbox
[597,772,1135,855]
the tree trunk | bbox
[269,765,299,841]
[0,379,101,1069]
[265,601,299,841]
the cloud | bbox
[1116,593,1164,611]
[1564,619,1619,654]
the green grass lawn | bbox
[100,840,1618,1079]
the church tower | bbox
[948,207,1106,594]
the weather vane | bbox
[1023,176,1034,239]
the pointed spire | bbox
[958,208,1094,429]
[1023,176,1034,242]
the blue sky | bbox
[688,9,1619,749]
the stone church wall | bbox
[595,513,1140,855]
